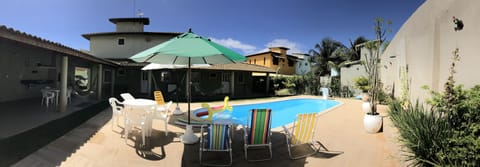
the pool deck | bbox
[13,95,405,167]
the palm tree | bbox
[327,47,354,96]
[309,37,345,77]
[349,36,368,61]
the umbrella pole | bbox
[187,59,191,125]
[181,57,198,144]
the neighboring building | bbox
[381,0,480,102]
[340,42,369,96]
[82,18,181,59]
[0,26,117,105]
[292,53,311,75]
[246,47,298,75]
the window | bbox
[249,59,251,64]
[272,57,279,65]
[117,38,125,45]
[288,58,294,67]
[222,72,231,82]
[238,74,244,83]
[160,71,170,82]
[263,57,266,65]
[117,68,126,76]
[254,59,256,64]
[103,69,112,83]
[74,67,90,90]
[209,72,218,79]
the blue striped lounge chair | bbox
[199,123,233,166]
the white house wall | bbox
[381,0,480,102]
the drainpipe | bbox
[59,55,68,112]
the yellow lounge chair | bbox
[283,113,329,159]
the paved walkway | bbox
[14,96,404,167]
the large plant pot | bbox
[362,102,371,114]
[363,114,383,133]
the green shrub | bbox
[427,85,480,166]
[354,76,370,93]
[389,100,451,166]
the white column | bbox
[59,56,68,112]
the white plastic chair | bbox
[108,97,124,131]
[66,88,73,103]
[41,89,55,107]
[120,93,135,101]
[152,101,173,136]
[124,105,153,146]
[153,91,173,136]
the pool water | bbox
[209,98,340,128]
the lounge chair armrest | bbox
[282,125,293,137]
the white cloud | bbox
[210,37,304,56]
[210,37,257,55]
[264,39,303,54]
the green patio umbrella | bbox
[130,29,246,143]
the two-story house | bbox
[246,47,298,75]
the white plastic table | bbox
[123,99,157,136]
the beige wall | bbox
[116,22,144,32]
[89,34,175,59]
[341,64,366,96]
[381,0,480,102]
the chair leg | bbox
[142,127,145,146]
[124,125,129,144]
[111,116,114,131]
[164,121,168,136]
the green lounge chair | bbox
[243,109,272,161]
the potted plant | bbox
[361,17,391,133]
[354,76,371,113]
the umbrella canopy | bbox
[130,29,246,127]
[131,30,245,65]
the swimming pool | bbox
[206,98,340,128]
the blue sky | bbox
[1,0,424,55]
